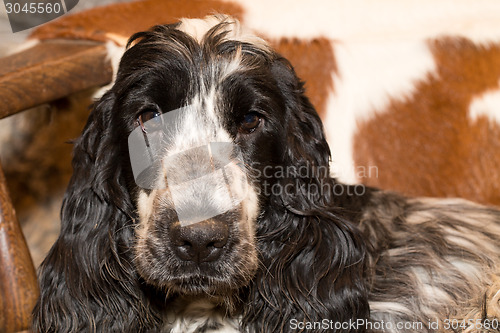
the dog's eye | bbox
[137,109,162,133]
[240,112,262,134]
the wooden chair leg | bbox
[0,159,39,332]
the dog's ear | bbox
[271,57,331,170]
[32,92,160,331]
[242,58,369,332]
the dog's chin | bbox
[165,275,244,296]
[137,264,256,297]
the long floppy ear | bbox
[32,92,161,331]
[272,57,331,170]
[243,58,370,332]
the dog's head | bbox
[87,16,330,297]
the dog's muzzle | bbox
[129,109,250,267]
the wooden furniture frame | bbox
[0,40,113,332]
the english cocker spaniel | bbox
[33,16,500,333]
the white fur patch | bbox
[165,299,241,333]
[137,191,155,223]
[168,94,232,154]
[468,83,500,125]
[93,41,126,99]
[369,301,413,316]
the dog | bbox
[33,16,500,332]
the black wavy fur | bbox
[33,18,372,332]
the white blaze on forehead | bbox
[156,92,247,226]
[170,91,232,154]
[163,93,243,226]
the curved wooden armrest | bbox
[0,40,113,119]
[0,38,112,332]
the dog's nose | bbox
[170,220,229,263]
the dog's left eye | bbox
[137,109,162,133]
[240,112,262,134]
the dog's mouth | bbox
[135,237,259,300]
[135,258,237,295]
[162,248,258,296]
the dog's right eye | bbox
[239,112,262,134]
[137,109,162,133]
